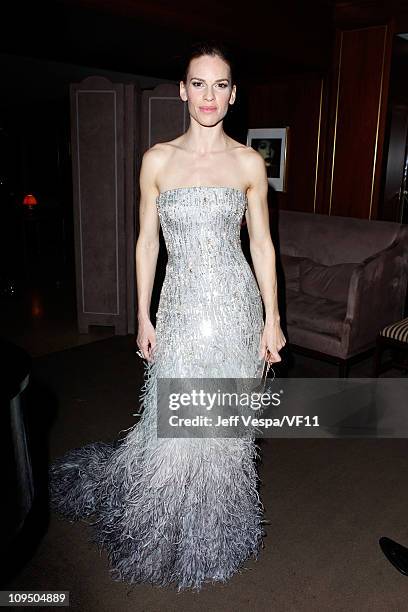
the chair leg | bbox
[372,337,383,377]
[339,360,349,378]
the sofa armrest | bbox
[342,238,408,355]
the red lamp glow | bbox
[22,194,38,210]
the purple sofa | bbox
[276,210,408,376]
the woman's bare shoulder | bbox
[229,139,262,164]
[230,141,265,186]
[143,141,173,158]
[143,138,183,166]
[141,141,175,174]
[140,140,183,191]
[236,142,265,167]
[231,140,259,156]
[147,136,184,153]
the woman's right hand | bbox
[136,317,157,362]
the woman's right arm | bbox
[135,148,161,362]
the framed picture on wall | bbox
[246,127,289,192]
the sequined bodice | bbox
[154,186,264,378]
[156,185,261,309]
[156,186,247,269]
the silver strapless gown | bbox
[49,186,266,591]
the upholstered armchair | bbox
[274,210,408,376]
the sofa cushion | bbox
[286,290,347,338]
[299,258,357,303]
[281,254,306,292]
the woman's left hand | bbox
[259,318,287,363]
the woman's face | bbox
[180,54,236,127]
[257,140,272,159]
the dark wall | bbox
[247,74,326,215]
[247,23,398,221]
[0,54,172,288]
[323,25,393,220]
[0,100,74,285]
[378,35,408,222]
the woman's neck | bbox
[180,124,230,154]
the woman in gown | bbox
[49,41,286,591]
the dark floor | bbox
[0,279,116,358]
[2,283,408,611]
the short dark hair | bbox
[181,40,236,87]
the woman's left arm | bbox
[244,149,286,363]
